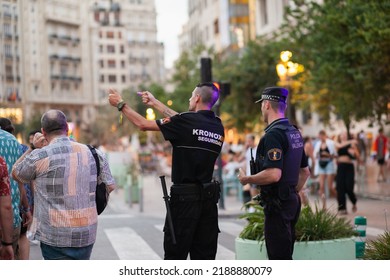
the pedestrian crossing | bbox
[105,227,161,260]
[102,220,243,260]
[30,213,387,260]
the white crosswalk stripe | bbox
[154,223,237,260]
[105,227,161,260]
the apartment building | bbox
[92,0,164,103]
[0,0,22,125]
[0,0,164,139]
[179,0,253,56]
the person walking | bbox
[313,130,337,209]
[334,132,360,214]
[242,134,259,204]
[0,156,14,260]
[373,128,388,182]
[238,87,310,260]
[12,110,116,260]
[108,82,224,260]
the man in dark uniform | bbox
[108,83,224,260]
[238,87,310,260]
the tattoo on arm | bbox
[162,108,177,117]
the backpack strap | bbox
[87,144,100,177]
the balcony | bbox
[49,54,59,60]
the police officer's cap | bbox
[255,87,288,104]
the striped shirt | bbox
[13,136,115,247]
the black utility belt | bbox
[171,182,220,194]
[171,184,201,195]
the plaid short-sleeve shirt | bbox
[13,136,115,247]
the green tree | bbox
[281,0,390,131]
[170,45,216,112]
[215,39,286,132]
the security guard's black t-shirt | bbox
[156,110,224,184]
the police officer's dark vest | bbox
[259,124,304,200]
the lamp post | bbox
[276,51,304,125]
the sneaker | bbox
[352,204,357,213]
[338,209,348,215]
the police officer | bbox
[238,87,310,260]
[108,83,224,260]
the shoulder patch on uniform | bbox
[267,148,282,161]
[160,117,171,125]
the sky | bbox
[155,0,188,69]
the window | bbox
[121,60,125,68]
[60,82,70,91]
[107,45,115,53]
[99,60,104,68]
[100,75,105,82]
[120,45,124,54]
[214,19,219,34]
[118,32,122,39]
[99,45,103,53]
[99,31,103,38]
[260,0,268,26]
[107,31,114,38]
[4,44,12,57]
[121,75,126,83]
[60,63,69,76]
[5,65,12,74]
[4,24,11,36]
[108,75,116,83]
[107,60,116,68]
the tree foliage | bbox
[281,0,390,129]
[169,45,216,112]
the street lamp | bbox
[276,51,304,124]
[145,108,156,120]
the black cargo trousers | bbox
[163,182,220,260]
[263,186,301,260]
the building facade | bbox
[91,0,164,103]
[0,0,164,139]
[0,0,22,124]
[179,0,254,56]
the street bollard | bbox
[354,216,367,259]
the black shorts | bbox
[378,158,385,165]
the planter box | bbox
[235,237,356,260]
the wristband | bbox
[117,101,126,111]
[1,240,13,246]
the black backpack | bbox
[87,145,109,215]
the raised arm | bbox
[139,91,178,117]
[108,89,160,131]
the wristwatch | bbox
[117,100,126,111]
